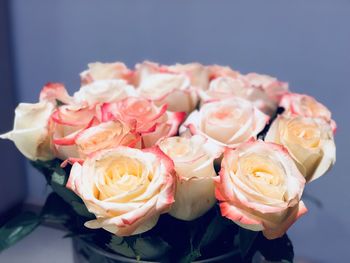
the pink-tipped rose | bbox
[280,93,336,132]
[215,140,307,239]
[101,97,185,148]
[181,98,268,148]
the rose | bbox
[265,115,336,182]
[245,73,289,104]
[101,97,186,148]
[168,63,210,90]
[0,101,55,161]
[135,61,198,113]
[279,93,336,132]
[39,82,74,105]
[208,64,240,80]
[51,103,140,159]
[181,98,269,148]
[158,135,221,220]
[199,76,277,115]
[51,104,96,159]
[75,121,140,156]
[215,140,307,239]
[73,79,137,106]
[80,62,133,85]
[66,146,176,236]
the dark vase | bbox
[72,237,246,263]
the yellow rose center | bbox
[237,154,286,200]
[209,106,243,125]
[95,156,151,201]
[287,118,321,148]
[160,137,190,158]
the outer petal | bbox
[80,62,133,84]
[39,82,73,104]
[0,101,55,160]
[169,176,216,221]
[262,201,308,240]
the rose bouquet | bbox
[0,61,336,262]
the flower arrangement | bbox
[0,61,336,262]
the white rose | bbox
[1,101,55,161]
[199,76,277,115]
[158,135,221,220]
[245,73,289,104]
[181,98,269,148]
[265,114,336,182]
[80,62,133,85]
[73,80,137,106]
[135,61,198,113]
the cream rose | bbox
[0,101,55,161]
[199,76,277,115]
[135,62,198,113]
[181,98,268,148]
[73,79,137,106]
[101,97,186,148]
[265,115,336,182]
[245,73,289,104]
[66,146,176,236]
[158,135,221,220]
[80,62,133,85]
[215,140,307,240]
[168,63,210,90]
[279,93,336,132]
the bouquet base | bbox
[72,237,244,263]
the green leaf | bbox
[30,159,62,183]
[257,233,294,263]
[0,212,40,252]
[239,227,259,259]
[199,213,227,248]
[178,211,231,263]
[107,236,137,259]
[71,201,95,219]
[50,171,94,219]
[133,236,170,260]
[41,193,71,225]
[107,235,170,261]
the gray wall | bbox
[5,0,350,261]
[0,0,26,216]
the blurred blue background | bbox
[1,0,349,262]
